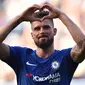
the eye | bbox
[34,26,40,31]
[43,25,50,29]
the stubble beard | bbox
[34,37,54,49]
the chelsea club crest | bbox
[51,61,60,70]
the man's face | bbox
[31,19,57,49]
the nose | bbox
[40,27,45,33]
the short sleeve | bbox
[62,48,78,78]
[5,46,26,70]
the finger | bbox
[41,15,52,21]
[32,4,40,8]
[32,16,41,21]
[41,4,52,12]
[33,18,41,22]
[41,11,53,20]
[32,7,40,12]
[31,4,40,12]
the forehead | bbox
[31,19,53,28]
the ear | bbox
[54,28,57,35]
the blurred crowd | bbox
[0,0,85,85]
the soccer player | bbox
[0,2,85,85]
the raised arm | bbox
[41,2,85,63]
[0,4,40,60]
[58,12,85,63]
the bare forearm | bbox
[0,15,22,43]
[59,13,85,62]
[59,13,85,43]
[0,4,40,43]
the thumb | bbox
[33,17,41,21]
[41,15,52,21]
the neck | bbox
[36,44,55,58]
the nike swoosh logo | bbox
[26,61,37,66]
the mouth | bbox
[38,35,48,39]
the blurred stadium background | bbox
[0,0,85,85]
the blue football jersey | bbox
[5,46,78,85]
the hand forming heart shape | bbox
[32,2,60,21]
[21,2,61,21]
